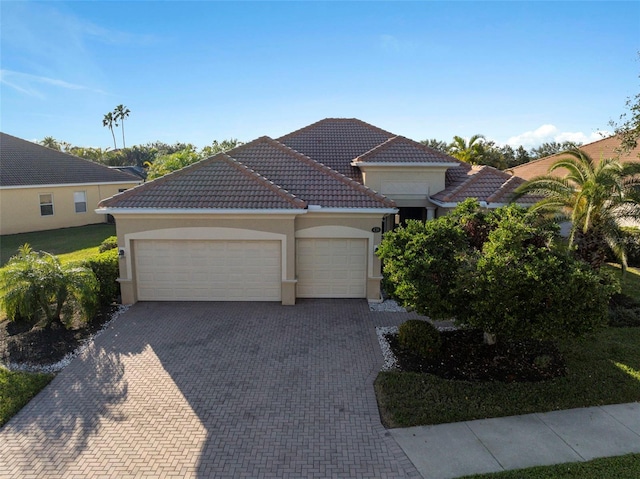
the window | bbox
[39,194,54,216]
[74,191,87,213]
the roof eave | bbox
[95,207,307,215]
[351,161,459,168]
[1,180,141,190]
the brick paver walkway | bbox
[0,300,420,478]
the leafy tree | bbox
[377,200,616,342]
[40,136,61,150]
[420,139,449,153]
[201,138,242,157]
[448,134,486,165]
[113,104,131,148]
[0,244,98,328]
[103,112,118,149]
[530,141,582,160]
[513,148,640,271]
[146,147,202,180]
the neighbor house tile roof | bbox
[99,136,395,210]
[278,118,395,181]
[432,165,538,205]
[509,134,640,181]
[0,132,139,187]
[353,136,458,164]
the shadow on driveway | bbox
[0,301,418,478]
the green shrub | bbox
[398,320,442,360]
[98,236,118,253]
[84,249,119,306]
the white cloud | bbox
[506,124,610,149]
[0,69,106,98]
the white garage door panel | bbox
[135,240,281,301]
[296,238,367,298]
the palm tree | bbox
[103,112,118,149]
[40,136,61,150]
[513,148,640,271]
[448,134,486,164]
[114,104,130,148]
[0,244,98,328]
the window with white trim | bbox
[39,194,54,216]
[74,191,87,213]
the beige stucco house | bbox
[0,132,141,235]
[98,118,533,305]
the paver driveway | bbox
[0,300,420,478]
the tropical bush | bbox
[84,248,119,306]
[398,320,442,360]
[0,244,98,328]
[98,235,118,253]
[377,200,618,342]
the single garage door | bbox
[135,239,281,301]
[296,238,367,298]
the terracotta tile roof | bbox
[100,136,394,210]
[354,135,458,164]
[432,165,538,206]
[99,153,306,210]
[0,132,139,187]
[278,118,395,181]
[509,134,640,181]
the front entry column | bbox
[426,207,436,221]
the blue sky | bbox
[1,1,638,150]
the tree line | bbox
[421,135,582,170]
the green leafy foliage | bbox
[378,200,618,342]
[398,320,442,360]
[0,244,98,328]
[145,148,202,180]
[98,236,118,253]
[84,249,119,306]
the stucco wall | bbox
[0,182,139,235]
[110,211,390,305]
[360,167,448,206]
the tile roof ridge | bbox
[219,152,307,208]
[99,152,226,207]
[354,135,457,163]
[437,163,483,201]
[262,136,396,207]
[486,174,525,203]
[276,117,395,141]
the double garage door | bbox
[134,238,367,301]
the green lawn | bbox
[0,223,115,265]
[375,326,640,427]
[0,367,53,427]
[461,454,640,479]
[604,263,640,302]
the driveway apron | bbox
[0,300,419,478]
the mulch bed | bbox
[0,305,117,366]
[387,329,566,382]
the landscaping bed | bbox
[386,329,566,382]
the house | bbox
[98,118,535,305]
[507,134,640,180]
[0,132,141,235]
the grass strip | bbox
[0,367,53,427]
[459,453,640,479]
[375,327,640,427]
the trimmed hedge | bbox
[98,235,118,253]
[84,248,119,305]
[398,320,442,360]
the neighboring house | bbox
[98,118,535,305]
[0,132,141,235]
[507,134,640,180]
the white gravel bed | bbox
[376,326,399,371]
[1,304,130,374]
[369,299,407,312]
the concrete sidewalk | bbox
[391,402,640,479]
